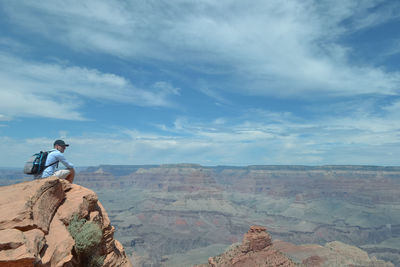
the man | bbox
[42,139,75,183]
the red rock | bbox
[0,177,132,267]
[0,178,64,234]
[240,225,272,253]
[0,228,44,267]
[197,226,394,267]
[97,201,111,230]
[175,219,187,225]
[103,239,132,267]
[195,225,296,267]
[273,240,394,267]
[56,180,99,225]
[39,213,75,266]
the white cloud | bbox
[383,100,400,113]
[0,1,399,167]
[116,108,400,165]
[0,53,179,120]
[0,114,11,121]
[0,89,84,120]
[1,103,400,168]
[2,0,400,97]
[197,82,230,104]
[344,0,400,31]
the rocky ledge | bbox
[0,177,132,267]
[195,225,296,267]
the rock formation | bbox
[70,164,400,266]
[3,165,399,266]
[195,225,395,267]
[273,239,394,267]
[195,225,296,267]
[0,177,132,267]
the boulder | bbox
[0,178,64,233]
[0,177,132,267]
[0,228,45,267]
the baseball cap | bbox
[54,139,69,147]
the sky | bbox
[0,0,400,167]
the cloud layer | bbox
[0,1,399,166]
[3,107,400,167]
[0,53,179,120]
[3,0,400,98]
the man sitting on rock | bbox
[41,139,75,183]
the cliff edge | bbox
[0,177,132,267]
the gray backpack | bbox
[24,151,58,175]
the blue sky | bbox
[1,0,400,167]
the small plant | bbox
[68,214,105,267]
[68,214,86,240]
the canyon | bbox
[1,164,399,266]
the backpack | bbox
[23,151,58,175]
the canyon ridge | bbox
[1,164,399,266]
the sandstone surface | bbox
[195,226,395,267]
[273,239,395,267]
[0,177,132,267]
[195,225,295,267]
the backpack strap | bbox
[45,160,59,168]
[43,150,59,170]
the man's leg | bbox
[53,169,75,183]
[65,168,75,183]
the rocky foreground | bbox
[196,225,394,267]
[0,177,132,267]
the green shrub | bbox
[74,220,102,254]
[68,214,86,240]
[68,214,104,267]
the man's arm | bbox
[55,151,75,183]
[55,151,74,169]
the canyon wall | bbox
[2,165,399,266]
[73,164,400,266]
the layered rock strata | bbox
[195,225,296,267]
[273,239,395,267]
[196,225,395,267]
[0,177,132,267]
